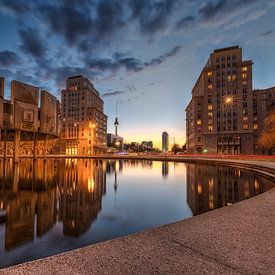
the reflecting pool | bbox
[0,158,273,268]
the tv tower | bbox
[114,102,119,136]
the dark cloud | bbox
[199,0,257,22]
[19,28,46,60]
[132,0,179,35]
[36,0,181,49]
[175,15,195,30]
[0,51,21,67]
[1,0,32,15]
[260,30,273,36]
[95,0,125,36]
[144,46,182,67]
[102,90,126,97]
[86,45,182,76]
[40,4,94,46]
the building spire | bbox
[114,102,119,136]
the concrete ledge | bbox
[1,159,275,274]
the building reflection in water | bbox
[186,163,274,216]
[0,158,273,264]
[58,159,106,237]
[0,158,106,250]
[162,162,169,178]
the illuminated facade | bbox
[186,46,254,154]
[60,76,107,155]
[253,87,275,154]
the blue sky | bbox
[0,0,275,147]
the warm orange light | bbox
[88,177,95,192]
[224,96,233,105]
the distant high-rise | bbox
[60,75,107,155]
[162,131,169,152]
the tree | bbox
[171,143,181,154]
[259,112,275,151]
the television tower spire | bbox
[114,102,119,136]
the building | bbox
[60,76,107,155]
[141,141,153,150]
[162,131,169,152]
[186,46,254,154]
[253,87,275,154]
[107,133,123,149]
[0,77,60,157]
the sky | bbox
[0,0,275,148]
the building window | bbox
[243,124,248,130]
[207,71,213,77]
[197,120,202,125]
[242,81,247,86]
[242,73,247,79]
[227,75,232,82]
[208,105,213,111]
[208,84,213,90]
[242,66,248,72]
[208,112,213,117]
[253,124,258,130]
[243,116,248,122]
[208,125,213,131]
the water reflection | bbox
[186,163,273,215]
[0,159,273,268]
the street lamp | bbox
[221,95,234,154]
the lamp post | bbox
[221,95,234,154]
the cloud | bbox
[131,0,179,35]
[175,15,195,30]
[0,51,21,67]
[19,28,46,60]
[199,0,258,25]
[40,4,94,46]
[86,45,182,77]
[102,84,136,97]
[0,0,32,16]
[144,46,182,67]
[260,30,273,36]
[102,90,126,97]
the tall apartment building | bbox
[60,76,107,155]
[186,46,254,154]
[162,131,169,152]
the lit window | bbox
[197,120,202,125]
[208,112,213,117]
[207,71,213,77]
[208,84,213,90]
[242,73,247,79]
[253,124,258,130]
[227,75,232,82]
[243,116,248,122]
[242,66,248,71]
[243,124,248,130]
[208,125,213,131]
[208,105,213,111]
[242,81,247,86]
